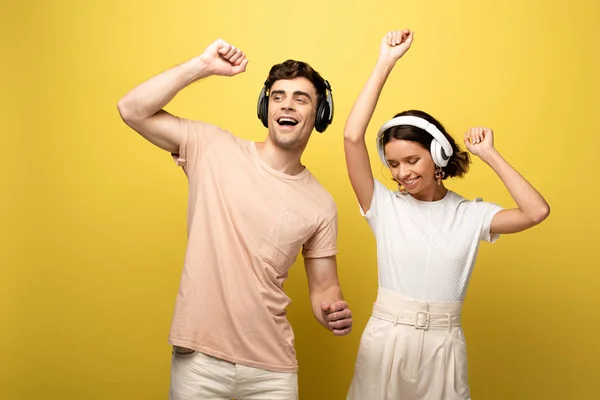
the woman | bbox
[343,29,550,399]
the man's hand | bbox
[379,29,414,65]
[321,300,353,336]
[197,38,249,77]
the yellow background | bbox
[2,0,598,398]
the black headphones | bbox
[256,79,334,133]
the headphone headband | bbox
[376,116,454,168]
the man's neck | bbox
[255,140,306,176]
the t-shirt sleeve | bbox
[302,212,338,259]
[473,198,504,243]
[171,119,224,176]
[359,178,393,232]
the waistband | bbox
[372,288,463,331]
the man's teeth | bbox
[278,118,298,125]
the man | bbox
[117,38,353,400]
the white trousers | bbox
[347,288,470,400]
[169,348,298,400]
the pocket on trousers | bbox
[172,346,196,359]
[451,331,471,399]
[354,317,389,368]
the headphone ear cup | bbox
[430,139,443,167]
[257,86,269,128]
[259,97,269,128]
[315,101,329,133]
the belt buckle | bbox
[415,311,430,330]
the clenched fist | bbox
[197,38,249,77]
[464,127,495,158]
[379,29,414,64]
[321,300,353,336]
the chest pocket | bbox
[256,208,316,274]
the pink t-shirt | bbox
[168,120,338,372]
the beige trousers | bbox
[347,288,470,400]
[169,348,298,400]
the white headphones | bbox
[376,116,454,168]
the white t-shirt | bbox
[361,179,503,302]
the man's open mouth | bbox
[277,117,298,126]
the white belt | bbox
[372,302,461,331]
